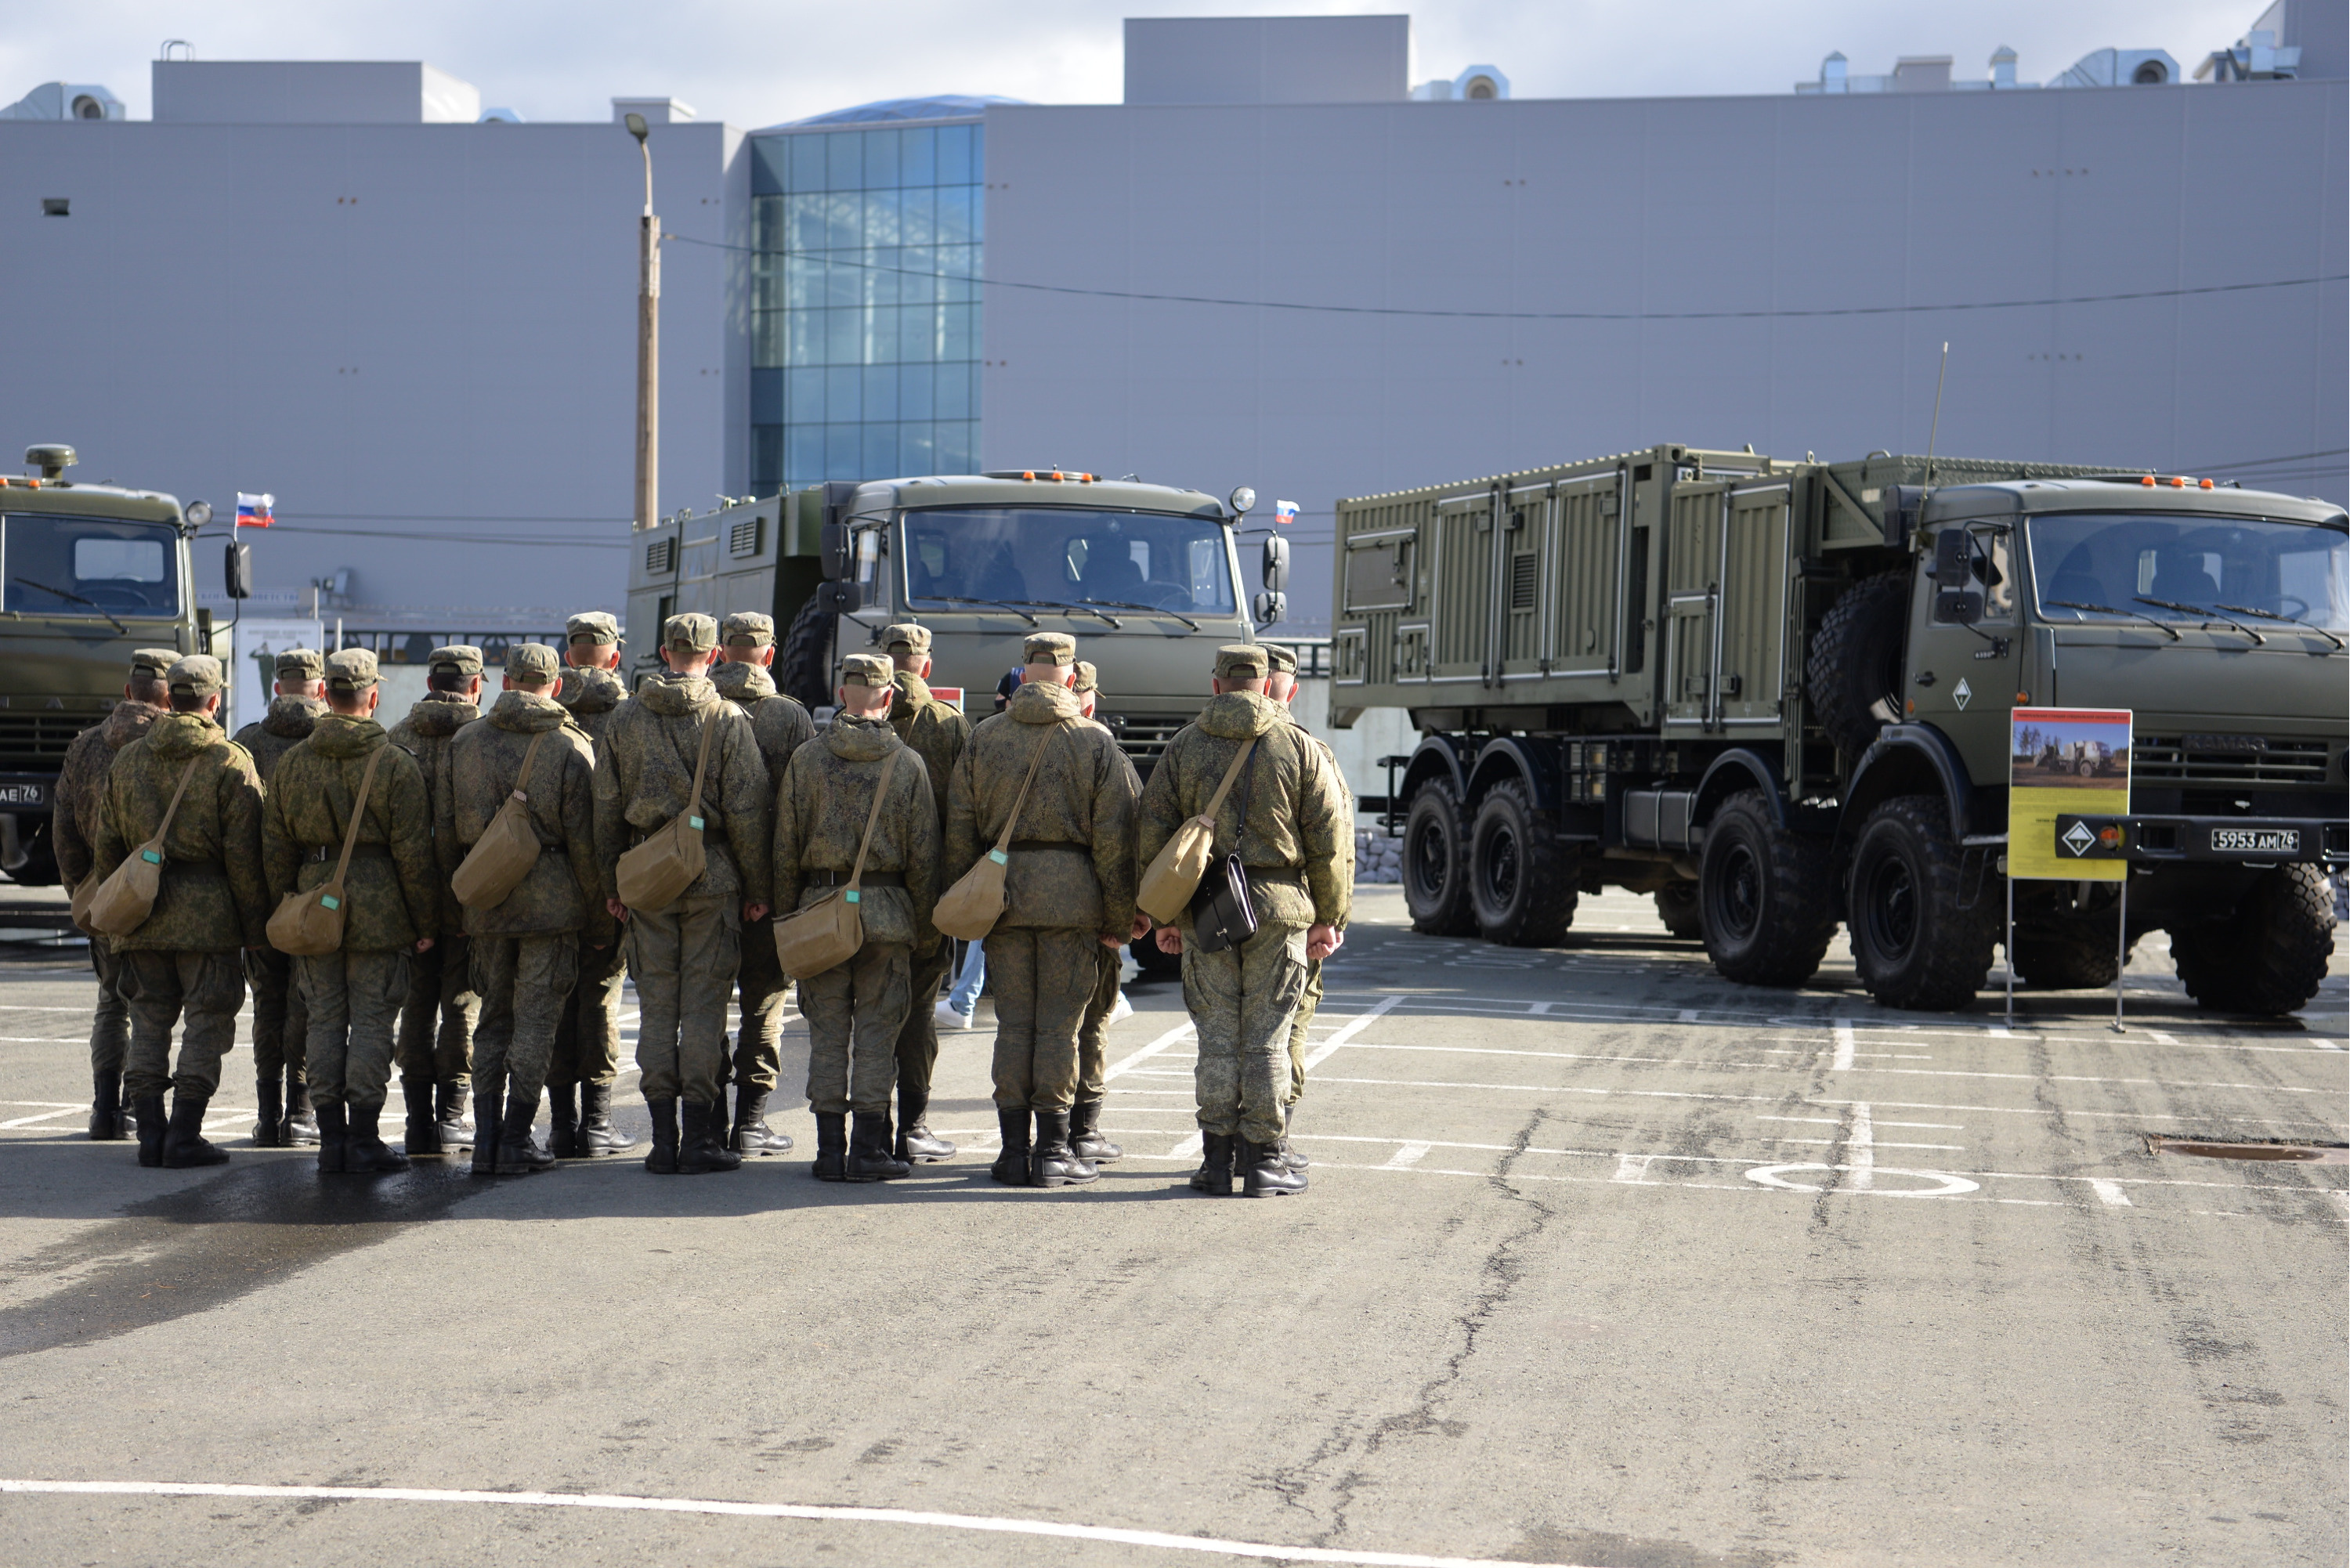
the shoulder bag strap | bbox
[331,742,390,890]
[1195,736,1258,830]
[1224,732,1262,859]
[142,754,206,861]
[844,746,903,894]
[510,730,550,803]
[991,720,1068,855]
[682,703,719,821]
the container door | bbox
[1662,480,1728,726]
[1495,483,1550,684]
[1716,481,1794,727]
[1430,489,1498,687]
[1547,472,1626,680]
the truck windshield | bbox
[900,506,1234,618]
[2029,512,2348,631]
[2,515,182,620]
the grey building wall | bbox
[153,60,483,125]
[982,81,2347,634]
[1123,15,1408,106]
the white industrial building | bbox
[1,7,2340,645]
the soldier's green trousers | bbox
[1182,923,1307,1147]
[1285,957,1323,1107]
[89,939,129,1078]
[298,949,411,1111]
[800,941,910,1115]
[988,927,1097,1113]
[627,895,737,1104]
[728,910,786,1098]
[549,936,625,1090]
[1076,941,1121,1100]
[891,935,953,1101]
[395,932,476,1089]
[241,945,309,1084]
[470,934,578,1103]
[118,948,244,1099]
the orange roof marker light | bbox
[2171,475,2188,487]
[2200,478,2214,489]
[2141,475,2157,486]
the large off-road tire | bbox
[779,594,835,709]
[1401,778,1476,937]
[1846,795,1999,1010]
[2169,865,2338,1017]
[1654,880,1703,940]
[2010,926,2124,990]
[1699,789,1836,987]
[1806,570,1911,760]
[1468,779,1578,946]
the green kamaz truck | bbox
[0,445,212,885]
[1332,443,2347,1014]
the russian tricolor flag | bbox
[1274,500,1298,525]
[236,493,274,528]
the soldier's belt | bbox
[1008,840,1088,854]
[307,842,393,862]
[804,869,906,888]
[631,822,727,847]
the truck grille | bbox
[2132,735,2334,788]
[1106,713,1195,772]
[0,713,91,762]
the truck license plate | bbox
[2211,828,2298,854]
[0,781,49,807]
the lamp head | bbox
[624,112,649,143]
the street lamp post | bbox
[626,112,659,532]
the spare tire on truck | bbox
[1806,570,1911,761]
[779,594,835,709]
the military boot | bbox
[469,1070,504,1176]
[643,1097,681,1174]
[1029,1110,1097,1189]
[731,1089,795,1155]
[315,1101,350,1175]
[345,1103,411,1173]
[546,1082,581,1158]
[1189,1133,1236,1196]
[845,1112,912,1182]
[988,1107,1032,1186]
[811,1111,848,1181]
[89,1072,129,1141]
[251,1075,284,1147]
[283,1075,321,1146]
[160,1091,230,1169]
[1279,1111,1309,1172]
[894,1083,955,1163]
[678,1101,742,1174]
[1241,1136,1306,1198]
[132,1093,168,1168]
[580,1082,638,1155]
[1069,1097,1122,1163]
[435,1081,472,1151]
[402,1077,443,1156]
[494,1086,555,1174]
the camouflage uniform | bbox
[944,634,1139,1185]
[882,623,973,1162]
[1139,648,1350,1185]
[592,613,771,1172]
[53,646,173,1140]
[88,656,269,1169]
[549,616,631,1149]
[712,612,815,1154]
[1264,643,1351,1111]
[452,645,612,1175]
[773,654,939,1180]
[230,650,328,1146]
[1070,659,1140,1163]
[262,650,441,1172]
[388,646,483,1152]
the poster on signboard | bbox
[2008,706,2131,881]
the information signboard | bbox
[2008,707,2131,881]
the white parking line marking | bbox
[1831,1020,1856,1072]
[1848,1104,1875,1189]
[1611,1154,1654,1183]
[1168,1133,1203,1162]
[0,1101,81,1128]
[2089,1180,2134,1207]
[1382,1142,1432,1170]
[1301,995,1402,1072]
[1104,1021,1196,1082]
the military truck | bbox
[0,444,212,885]
[1331,443,2347,1014]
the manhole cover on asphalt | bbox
[2143,1135,2350,1164]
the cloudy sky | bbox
[9,1,2274,125]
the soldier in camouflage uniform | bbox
[881,622,971,1164]
[712,609,813,1155]
[1140,645,1350,1198]
[945,632,1142,1188]
[549,610,634,1156]
[773,652,939,1182]
[1264,641,1353,1172]
[262,649,442,1175]
[389,645,483,1156]
[593,612,772,1176]
[89,656,269,1169]
[451,643,612,1176]
[1069,660,1138,1163]
[55,647,175,1142]
[231,648,327,1147]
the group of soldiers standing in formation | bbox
[54,608,1354,1198]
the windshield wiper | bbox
[13,577,126,634]
[2046,599,2181,641]
[1074,597,1201,631]
[2217,602,2347,651]
[2135,596,2265,645]
[912,595,1039,627]
[1006,598,1124,630]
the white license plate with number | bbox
[2211,828,2297,854]
[0,784,44,805]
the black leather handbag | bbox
[1188,738,1262,954]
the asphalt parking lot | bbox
[1,885,2343,1568]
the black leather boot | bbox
[1189,1132,1236,1195]
[1069,1097,1122,1163]
[643,1097,680,1174]
[250,1075,284,1147]
[494,1086,554,1174]
[894,1082,955,1163]
[845,1111,912,1182]
[132,1093,168,1168]
[90,1072,128,1141]
[435,1080,472,1151]
[315,1101,349,1174]
[546,1082,580,1158]
[469,1071,504,1176]
[811,1111,848,1181]
[580,1082,638,1155]
[678,1101,742,1173]
[161,1091,229,1168]
[989,1107,1032,1186]
[403,1077,442,1156]
[1029,1110,1097,1189]
[283,1075,320,1146]
[347,1103,411,1172]
[1242,1136,1306,1197]
[731,1089,795,1155]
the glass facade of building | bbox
[749,120,983,493]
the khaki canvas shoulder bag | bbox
[772,746,902,980]
[268,742,389,956]
[450,729,551,912]
[613,705,718,913]
[933,721,1067,941]
[1135,735,1259,924]
[85,755,205,939]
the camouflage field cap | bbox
[841,652,893,688]
[325,649,381,691]
[506,643,560,681]
[883,623,932,655]
[1072,659,1099,695]
[721,611,776,649]
[428,644,484,677]
[566,611,620,646]
[130,647,180,678]
[166,654,226,699]
[1022,631,1076,667]
[273,647,325,680]
[1264,643,1298,674]
[1214,644,1269,681]
[663,612,718,653]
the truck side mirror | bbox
[1933,587,1984,624]
[1253,590,1288,626]
[1261,534,1289,594]
[819,522,851,581]
[815,580,862,614]
[1931,527,1974,584]
[224,541,253,600]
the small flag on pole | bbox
[1274,500,1298,525]
[235,493,274,528]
